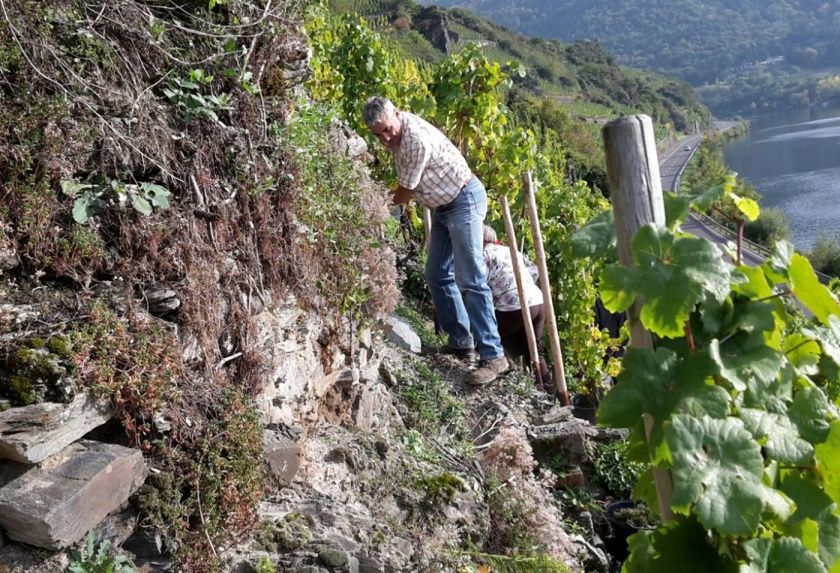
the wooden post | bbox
[500,196,544,390]
[423,207,432,252]
[603,114,673,522]
[522,171,569,405]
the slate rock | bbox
[0,393,114,464]
[382,316,421,354]
[0,440,147,550]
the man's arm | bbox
[392,185,413,205]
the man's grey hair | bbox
[363,96,397,126]
[483,225,498,244]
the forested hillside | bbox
[423,0,840,113]
[328,0,710,132]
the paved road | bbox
[658,131,766,268]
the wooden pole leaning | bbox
[522,171,569,405]
[500,196,544,390]
[602,114,673,522]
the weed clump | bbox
[481,425,575,564]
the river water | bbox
[723,103,840,250]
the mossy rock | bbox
[416,472,465,508]
[311,543,348,568]
[0,335,77,406]
[254,514,313,553]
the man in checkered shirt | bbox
[363,96,508,386]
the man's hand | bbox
[391,186,412,205]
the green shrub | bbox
[592,440,647,499]
[743,207,791,248]
[809,233,840,277]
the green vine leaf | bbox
[789,254,840,325]
[597,348,728,452]
[709,332,785,393]
[791,386,835,445]
[622,516,737,573]
[744,363,794,414]
[732,192,760,222]
[600,225,731,338]
[780,474,833,520]
[570,210,615,259]
[734,265,776,299]
[668,415,793,535]
[816,421,840,505]
[740,408,814,465]
[763,240,796,284]
[772,537,827,573]
[785,333,822,376]
[804,316,840,368]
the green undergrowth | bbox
[396,357,466,436]
[394,302,445,349]
[284,101,398,320]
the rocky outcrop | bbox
[413,7,459,54]
[0,393,114,464]
[0,440,147,550]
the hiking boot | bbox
[429,344,475,362]
[468,356,509,386]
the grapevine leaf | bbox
[764,241,795,283]
[766,537,827,573]
[600,263,636,312]
[791,386,835,444]
[668,415,792,535]
[612,225,732,338]
[624,530,657,573]
[803,316,840,368]
[732,192,760,222]
[818,510,840,570]
[816,421,840,505]
[744,538,773,572]
[623,516,737,573]
[632,467,660,514]
[665,191,692,230]
[570,210,615,259]
[733,265,776,299]
[740,408,814,465]
[597,348,727,448]
[779,473,835,522]
[789,254,840,325]
[691,184,727,213]
[709,333,785,392]
[745,363,794,414]
[786,333,822,376]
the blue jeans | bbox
[426,177,504,361]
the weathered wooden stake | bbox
[423,207,432,252]
[603,114,673,522]
[500,196,543,389]
[522,171,569,405]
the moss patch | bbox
[0,335,77,406]
[253,514,313,553]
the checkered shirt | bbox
[393,112,472,208]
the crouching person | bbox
[482,226,551,389]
